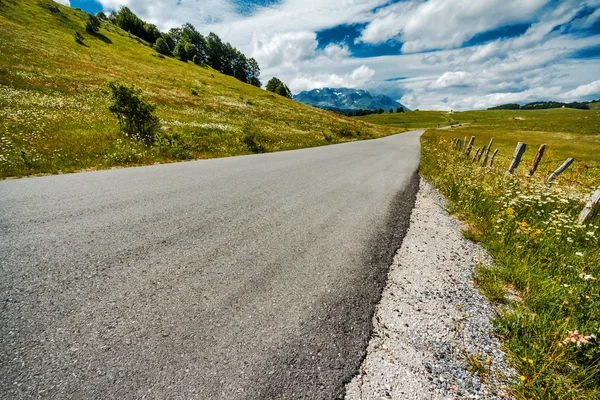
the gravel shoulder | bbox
[345,178,516,400]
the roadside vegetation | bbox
[0,0,398,178]
[412,110,599,398]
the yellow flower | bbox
[520,375,526,381]
[506,207,515,215]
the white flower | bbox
[586,232,595,237]
[576,252,584,257]
[579,273,596,281]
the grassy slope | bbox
[0,0,399,178]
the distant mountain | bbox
[294,88,408,113]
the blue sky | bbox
[57,0,600,110]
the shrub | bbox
[106,81,160,145]
[173,42,188,62]
[86,13,100,33]
[241,121,266,153]
[96,11,107,20]
[153,37,170,55]
[73,31,84,44]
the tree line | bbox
[488,101,591,110]
[94,7,261,87]
[348,107,404,117]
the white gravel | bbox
[345,178,516,400]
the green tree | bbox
[106,81,160,145]
[247,58,261,87]
[389,108,394,113]
[116,7,144,37]
[96,11,107,20]
[206,32,224,72]
[249,77,261,88]
[85,13,100,33]
[396,107,404,113]
[154,37,170,55]
[266,77,292,98]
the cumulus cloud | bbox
[357,0,550,53]
[251,31,319,68]
[563,80,600,99]
[290,65,376,93]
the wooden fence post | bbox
[463,137,467,151]
[578,187,600,224]
[489,149,499,168]
[546,158,574,185]
[477,145,487,162]
[465,136,475,156]
[472,147,481,162]
[528,144,546,177]
[508,142,527,174]
[482,138,494,165]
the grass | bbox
[0,0,399,178]
[411,112,600,398]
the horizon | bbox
[57,0,600,111]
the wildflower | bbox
[520,375,526,381]
[559,331,597,347]
[506,207,515,215]
[586,232,595,237]
[576,252,584,257]
[579,273,596,281]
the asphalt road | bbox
[1,130,423,399]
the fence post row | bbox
[447,136,596,223]
[508,142,527,174]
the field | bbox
[0,0,399,178]
[364,108,600,397]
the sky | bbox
[58,0,600,110]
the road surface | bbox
[0,130,423,399]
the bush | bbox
[241,121,267,153]
[96,11,107,20]
[153,37,170,55]
[73,31,84,44]
[86,13,100,33]
[266,77,292,99]
[173,42,188,62]
[106,81,160,144]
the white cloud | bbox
[55,0,70,5]
[252,31,318,69]
[358,0,551,53]
[290,65,376,93]
[563,80,600,99]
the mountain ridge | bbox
[294,88,409,113]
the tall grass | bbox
[421,132,600,398]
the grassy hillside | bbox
[0,0,399,178]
